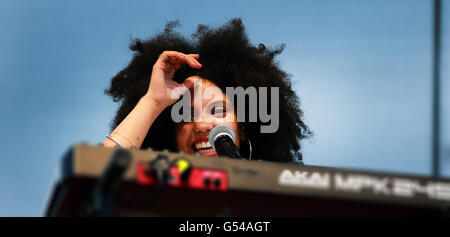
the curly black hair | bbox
[105,18,311,163]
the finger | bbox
[185,55,202,68]
[177,53,201,68]
[187,54,201,68]
[161,51,186,64]
[161,51,201,68]
[187,54,200,59]
[181,77,197,89]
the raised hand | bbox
[146,51,202,110]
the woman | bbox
[102,18,311,163]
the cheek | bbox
[176,124,194,150]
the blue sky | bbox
[0,0,448,216]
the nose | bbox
[194,121,214,135]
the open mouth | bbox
[192,139,217,157]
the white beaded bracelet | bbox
[106,135,124,148]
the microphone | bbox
[208,125,242,158]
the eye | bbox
[211,107,227,117]
[214,108,224,114]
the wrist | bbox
[142,93,165,114]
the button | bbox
[214,178,221,187]
[174,158,191,182]
[203,177,211,187]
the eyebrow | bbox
[191,100,231,109]
[208,100,228,108]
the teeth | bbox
[195,141,212,150]
[198,147,215,154]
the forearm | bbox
[103,94,164,149]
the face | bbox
[175,77,243,157]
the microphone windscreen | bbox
[208,125,236,149]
